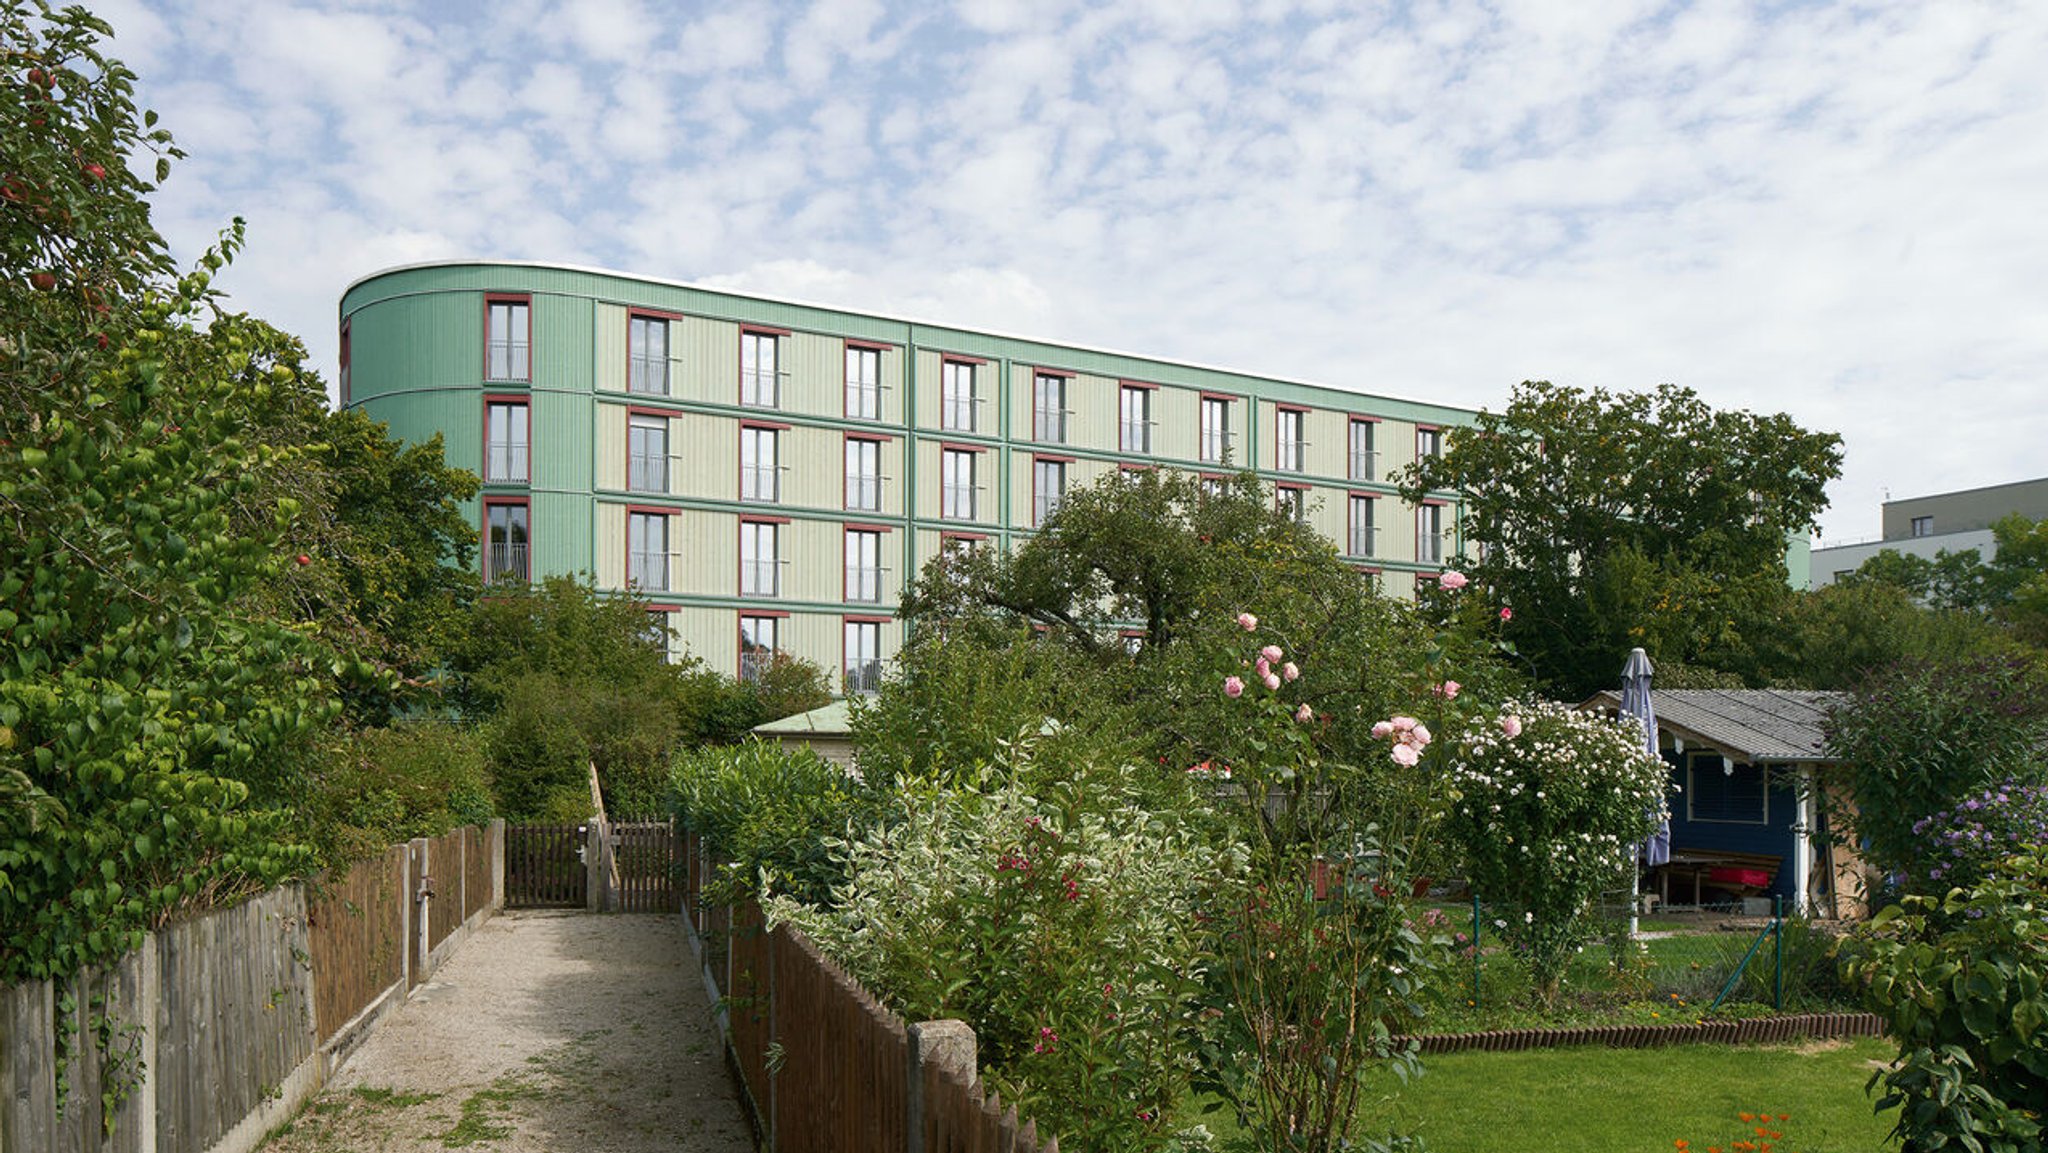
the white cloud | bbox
[105,0,2048,541]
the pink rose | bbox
[1390,744,1420,767]
[1438,570,1468,591]
[1282,661,1299,682]
[1499,606,1513,622]
[1409,723,1431,745]
[1223,676,1244,698]
[1255,657,1272,677]
[1260,644,1283,663]
[1391,716,1418,733]
[1434,680,1461,700]
[1500,715,1523,739]
[1236,612,1258,631]
[1262,673,1281,691]
[1295,704,1314,723]
[1371,720,1394,738]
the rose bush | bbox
[1444,698,1668,1003]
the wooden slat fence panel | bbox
[307,844,406,1044]
[1,979,57,1153]
[154,886,315,1153]
[464,825,494,922]
[428,829,463,947]
[506,823,587,908]
[612,821,678,913]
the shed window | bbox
[1687,754,1768,825]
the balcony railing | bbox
[741,559,780,597]
[742,369,779,408]
[844,660,883,695]
[1417,532,1446,565]
[1349,525,1379,558]
[846,474,882,511]
[629,550,668,592]
[742,466,780,502]
[486,543,529,583]
[1350,449,1378,482]
[846,565,883,602]
[629,356,668,395]
[628,450,666,493]
[485,444,529,483]
[739,651,774,684]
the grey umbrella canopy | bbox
[1621,647,1671,867]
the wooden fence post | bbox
[905,1019,976,1153]
[1,978,57,1153]
[490,819,507,912]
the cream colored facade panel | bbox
[1156,386,1198,462]
[784,612,839,677]
[1379,569,1416,600]
[786,519,843,603]
[1305,484,1344,544]
[914,440,938,521]
[676,509,737,596]
[877,347,904,426]
[593,303,626,394]
[677,316,738,405]
[1071,374,1118,453]
[1008,364,1033,441]
[1304,409,1345,479]
[674,609,736,674]
[1385,420,1419,486]
[593,502,625,589]
[784,332,841,420]
[783,425,843,510]
[913,349,942,430]
[667,416,687,494]
[678,414,739,501]
[595,402,627,491]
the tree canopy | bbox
[1400,380,1843,697]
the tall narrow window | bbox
[1277,485,1306,522]
[1033,458,1066,527]
[846,345,882,420]
[1033,373,1067,443]
[485,400,529,482]
[845,529,882,603]
[1349,419,1376,481]
[741,427,779,502]
[1349,495,1377,557]
[1416,503,1444,564]
[941,448,977,520]
[845,438,882,512]
[628,315,668,394]
[338,322,351,407]
[739,616,778,683]
[1416,426,1442,460]
[1119,385,1152,454]
[942,361,977,432]
[1277,409,1306,472]
[628,512,669,591]
[628,414,667,493]
[845,620,882,695]
[1201,397,1230,464]
[486,298,529,381]
[742,331,780,407]
[740,521,779,597]
[485,501,529,583]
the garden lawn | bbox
[1373,1039,1893,1152]
[1194,1038,1898,1152]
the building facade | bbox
[1809,476,2048,589]
[340,261,1473,691]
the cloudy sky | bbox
[102,0,2048,542]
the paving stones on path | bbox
[260,910,753,1153]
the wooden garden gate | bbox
[504,820,679,912]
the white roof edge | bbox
[340,258,1478,417]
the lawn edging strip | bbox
[1401,1011,1884,1054]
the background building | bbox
[1809,476,2048,589]
[341,261,1473,691]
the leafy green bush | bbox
[670,739,863,906]
[1826,656,2048,891]
[1846,850,2048,1151]
[765,754,1235,1153]
[301,722,494,866]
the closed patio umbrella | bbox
[1621,647,1670,867]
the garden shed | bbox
[1577,688,1867,918]
[751,700,856,768]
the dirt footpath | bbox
[261,911,753,1153]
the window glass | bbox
[846,529,882,602]
[740,521,779,596]
[628,512,669,591]
[942,361,977,432]
[846,439,881,511]
[629,316,668,394]
[486,401,529,482]
[1034,374,1066,443]
[942,449,976,519]
[485,503,529,582]
[845,621,882,694]
[742,332,779,407]
[486,300,529,381]
[846,346,882,420]
[741,428,779,501]
[628,415,666,492]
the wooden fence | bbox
[680,831,1057,1153]
[505,819,678,913]
[1,821,505,1153]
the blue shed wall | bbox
[1664,753,1801,903]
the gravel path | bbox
[261,911,753,1153]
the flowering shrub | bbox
[1673,1110,1796,1153]
[1908,778,2048,893]
[1444,698,1668,1003]
[764,754,1237,1153]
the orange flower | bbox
[1675,1142,1688,1150]
[1776,1114,1789,1122]
[1738,1113,1754,1122]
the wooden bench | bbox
[1656,850,1782,908]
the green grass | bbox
[1193,1038,1897,1152]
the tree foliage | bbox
[1400,380,1843,698]
[0,2,331,979]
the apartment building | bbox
[340,261,1472,692]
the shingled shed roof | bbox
[1579,688,1847,764]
